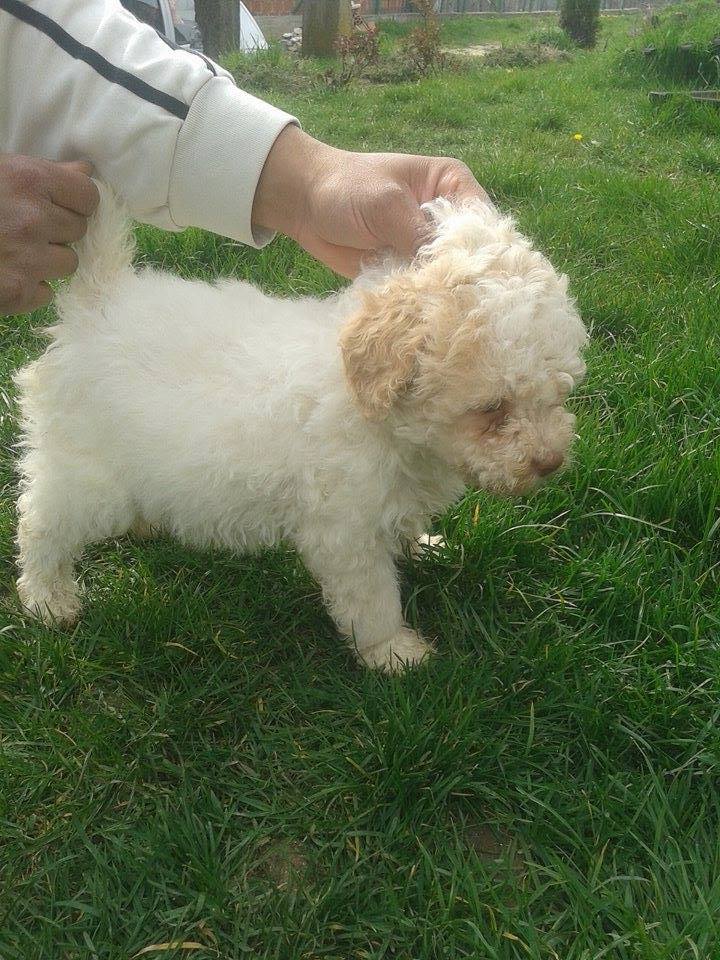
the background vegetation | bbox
[624,0,720,84]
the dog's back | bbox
[15,184,372,559]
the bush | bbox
[401,0,446,75]
[483,43,572,68]
[527,25,577,51]
[324,0,446,87]
[361,53,433,83]
[559,0,601,48]
[325,23,381,89]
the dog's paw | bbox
[17,579,81,626]
[358,627,435,673]
[408,533,446,559]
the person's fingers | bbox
[368,186,429,259]
[26,281,53,313]
[42,243,79,281]
[451,176,493,205]
[398,154,493,208]
[46,161,99,217]
[452,178,491,203]
[46,204,89,244]
[66,160,94,178]
[433,158,493,207]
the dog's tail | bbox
[55,180,135,321]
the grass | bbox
[2,10,720,960]
[623,0,720,85]
[380,11,545,47]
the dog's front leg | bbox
[299,534,434,672]
[406,532,447,559]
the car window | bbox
[121,0,164,32]
[176,0,195,20]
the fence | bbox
[368,0,634,10]
[250,0,639,21]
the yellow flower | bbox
[573,132,584,141]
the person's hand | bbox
[252,126,491,278]
[0,154,99,315]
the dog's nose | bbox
[532,452,564,476]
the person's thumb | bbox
[58,159,95,178]
[374,188,430,260]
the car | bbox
[120,0,200,49]
[120,0,267,53]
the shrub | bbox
[401,0,446,75]
[483,43,572,68]
[323,22,380,89]
[527,25,576,51]
[559,0,601,49]
[331,22,381,87]
[324,0,446,87]
[361,53,431,84]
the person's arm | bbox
[0,0,490,314]
[0,0,296,246]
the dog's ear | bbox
[339,274,426,420]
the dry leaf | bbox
[132,942,214,959]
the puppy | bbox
[14,186,587,671]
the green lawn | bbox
[1,12,719,960]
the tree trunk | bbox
[302,0,352,58]
[194,0,240,60]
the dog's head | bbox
[339,199,588,495]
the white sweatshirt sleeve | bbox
[0,0,298,246]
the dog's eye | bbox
[463,401,509,440]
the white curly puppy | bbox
[15,186,587,671]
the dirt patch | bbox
[446,42,571,68]
[251,839,309,891]
[444,42,502,58]
[465,824,525,877]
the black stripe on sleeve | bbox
[0,0,190,120]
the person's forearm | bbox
[252,126,337,241]
[0,0,296,246]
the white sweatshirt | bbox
[0,0,297,245]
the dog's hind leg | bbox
[16,456,133,625]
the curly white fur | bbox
[15,186,587,671]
